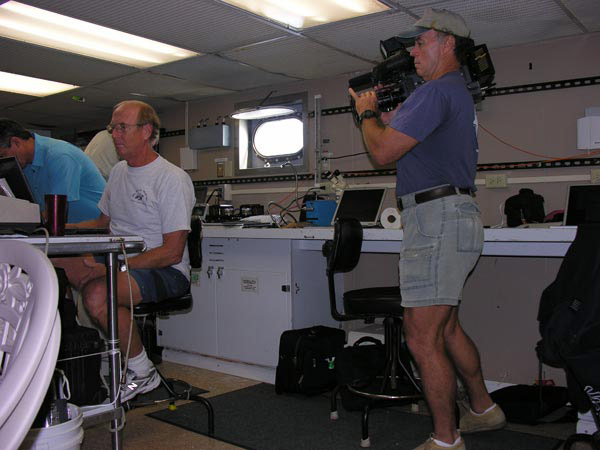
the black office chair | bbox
[322,218,422,448]
[132,215,214,435]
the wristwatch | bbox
[358,109,379,126]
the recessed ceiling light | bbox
[0,71,78,97]
[0,1,200,68]
[221,0,389,30]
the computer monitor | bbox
[331,187,386,227]
[564,184,600,226]
[0,156,35,203]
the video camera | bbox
[348,36,495,118]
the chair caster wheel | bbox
[360,437,371,448]
[330,410,339,420]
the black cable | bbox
[205,189,221,204]
[324,152,368,160]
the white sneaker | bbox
[120,367,161,402]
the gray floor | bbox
[78,360,583,450]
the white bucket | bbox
[20,404,84,450]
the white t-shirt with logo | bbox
[99,156,195,279]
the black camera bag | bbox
[336,336,386,411]
[504,188,545,227]
[275,326,345,396]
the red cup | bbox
[44,194,68,236]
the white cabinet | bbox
[156,265,217,356]
[158,236,337,377]
[216,267,289,366]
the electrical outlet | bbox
[485,174,508,188]
[591,169,600,184]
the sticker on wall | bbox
[241,276,259,293]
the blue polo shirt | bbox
[389,71,478,196]
[23,134,106,223]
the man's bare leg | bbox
[81,273,144,358]
[404,305,459,445]
[444,308,493,413]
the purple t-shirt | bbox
[389,71,478,197]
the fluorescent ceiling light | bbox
[0,1,199,68]
[0,71,78,96]
[231,106,296,120]
[221,0,389,30]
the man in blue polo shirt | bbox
[0,118,105,222]
[350,8,505,450]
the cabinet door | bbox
[157,267,218,356]
[216,268,290,367]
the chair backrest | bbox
[0,240,60,450]
[188,214,202,269]
[323,218,363,275]
[321,218,365,322]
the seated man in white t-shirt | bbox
[55,100,195,401]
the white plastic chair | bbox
[0,240,61,450]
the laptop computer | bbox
[0,156,35,203]
[564,184,600,226]
[330,187,387,227]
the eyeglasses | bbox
[106,123,145,134]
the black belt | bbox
[397,185,472,211]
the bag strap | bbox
[353,336,383,347]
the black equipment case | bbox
[55,268,105,406]
[57,325,105,406]
[275,326,345,395]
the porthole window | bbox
[253,117,303,158]
[234,92,308,175]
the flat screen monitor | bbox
[331,187,386,227]
[0,156,35,203]
[564,184,600,226]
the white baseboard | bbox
[162,348,276,384]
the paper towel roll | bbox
[381,207,401,229]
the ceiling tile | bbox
[419,0,585,49]
[304,11,415,62]
[0,90,36,109]
[157,54,299,91]
[563,0,600,32]
[223,36,374,80]
[93,72,234,98]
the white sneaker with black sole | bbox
[120,367,161,402]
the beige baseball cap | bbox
[398,8,471,39]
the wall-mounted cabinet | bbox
[189,124,230,149]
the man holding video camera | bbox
[350,8,505,450]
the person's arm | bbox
[67,213,110,229]
[123,229,189,270]
[349,88,418,165]
[75,229,188,286]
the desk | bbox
[0,234,145,450]
[158,226,575,383]
[202,226,577,257]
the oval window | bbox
[253,117,303,158]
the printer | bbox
[0,156,41,232]
[0,196,40,232]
